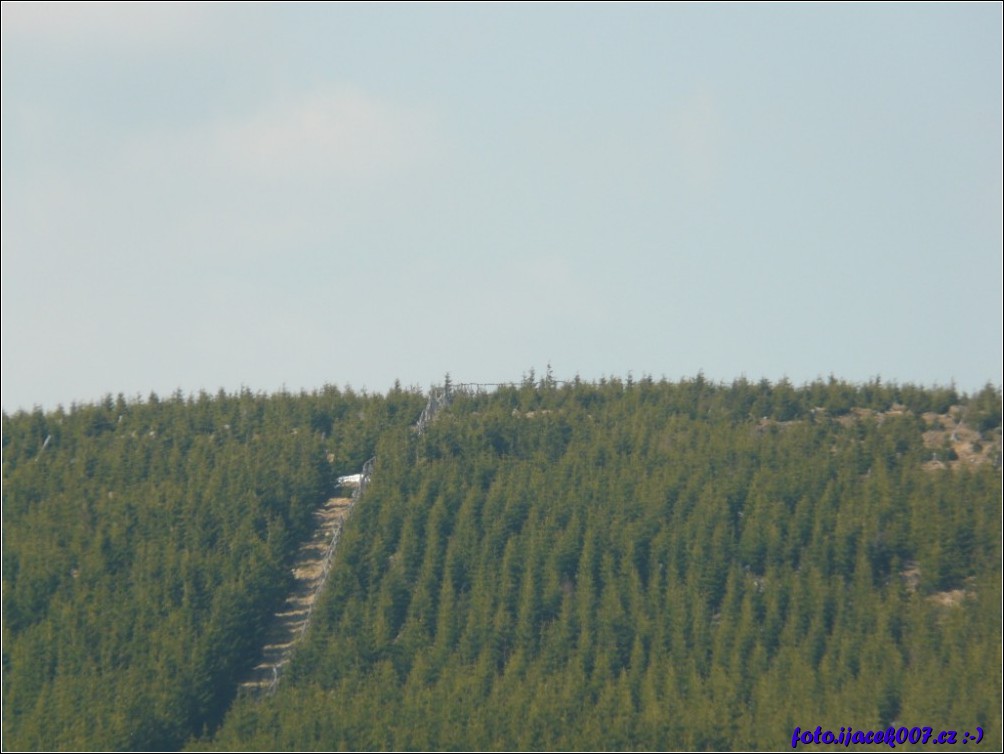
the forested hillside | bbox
[205,377,1001,751]
[3,377,1000,751]
[2,385,425,750]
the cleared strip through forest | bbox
[236,494,355,696]
[238,388,450,698]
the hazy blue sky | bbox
[2,3,1001,411]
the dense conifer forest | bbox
[3,376,1001,750]
[2,385,424,750]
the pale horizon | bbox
[3,3,1001,412]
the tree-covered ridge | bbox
[2,385,426,751]
[206,377,1001,751]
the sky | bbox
[2,2,1001,412]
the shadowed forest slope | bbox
[2,384,425,750]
